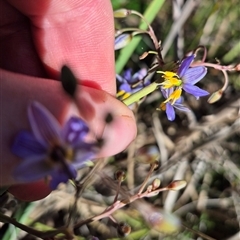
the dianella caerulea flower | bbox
[12,101,98,189]
[159,88,190,121]
[158,54,209,104]
[116,68,149,100]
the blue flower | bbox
[177,55,209,98]
[116,68,148,99]
[158,55,209,103]
[12,101,98,189]
[160,88,190,121]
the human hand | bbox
[0,0,136,201]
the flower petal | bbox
[114,33,132,50]
[49,165,77,190]
[182,66,207,84]
[183,84,209,97]
[13,155,52,182]
[28,102,61,145]
[132,68,147,83]
[119,83,132,93]
[73,142,96,167]
[174,103,190,112]
[123,69,132,82]
[116,74,125,83]
[175,96,184,104]
[166,103,175,121]
[11,131,46,158]
[177,55,194,78]
[161,87,173,99]
[62,117,89,146]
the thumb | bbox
[2,69,136,200]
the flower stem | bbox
[0,213,71,239]
[122,82,159,106]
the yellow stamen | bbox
[159,102,166,111]
[65,147,74,162]
[157,71,182,88]
[164,88,182,105]
[122,92,131,100]
[117,90,126,98]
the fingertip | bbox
[65,86,137,157]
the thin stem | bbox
[182,223,216,240]
[194,45,207,62]
[113,180,122,203]
[115,28,149,37]
[115,0,165,74]
[74,186,168,230]
[0,213,71,239]
[130,10,164,65]
[130,10,161,53]
[66,181,81,227]
[137,163,157,195]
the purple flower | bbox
[158,54,209,105]
[116,68,149,99]
[160,88,190,121]
[177,55,209,98]
[114,33,132,50]
[12,101,98,189]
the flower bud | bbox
[208,90,223,103]
[114,9,131,18]
[152,178,161,190]
[114,170,126,182]
[117,222,131,236]
[136,145,159,164]
[139,51,149,60]
[167,180,187,191]
[115,34,132,50]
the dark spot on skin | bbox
[105,112,114,124]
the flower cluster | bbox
[157,54,209,121]
[116,68,149,100]
[12,102,98,189]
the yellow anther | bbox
[122,92,131,100]
[117,90,126,98]
[159,102,166,111]
[157,71,182,88]
[164,88,182,105]
[65,147,74,162]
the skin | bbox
[0,0,137,201]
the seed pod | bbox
[114,9,131,18]
[152,178,161,190]
[117,222,131,236]
[208,90,223,103]
[136,145,159,164]
[167,180,187,191]
[114,170,126,182]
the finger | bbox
[7,0,116,95]
[0,0,47,77]
[8,181,51,202]
[1,69,137,186]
